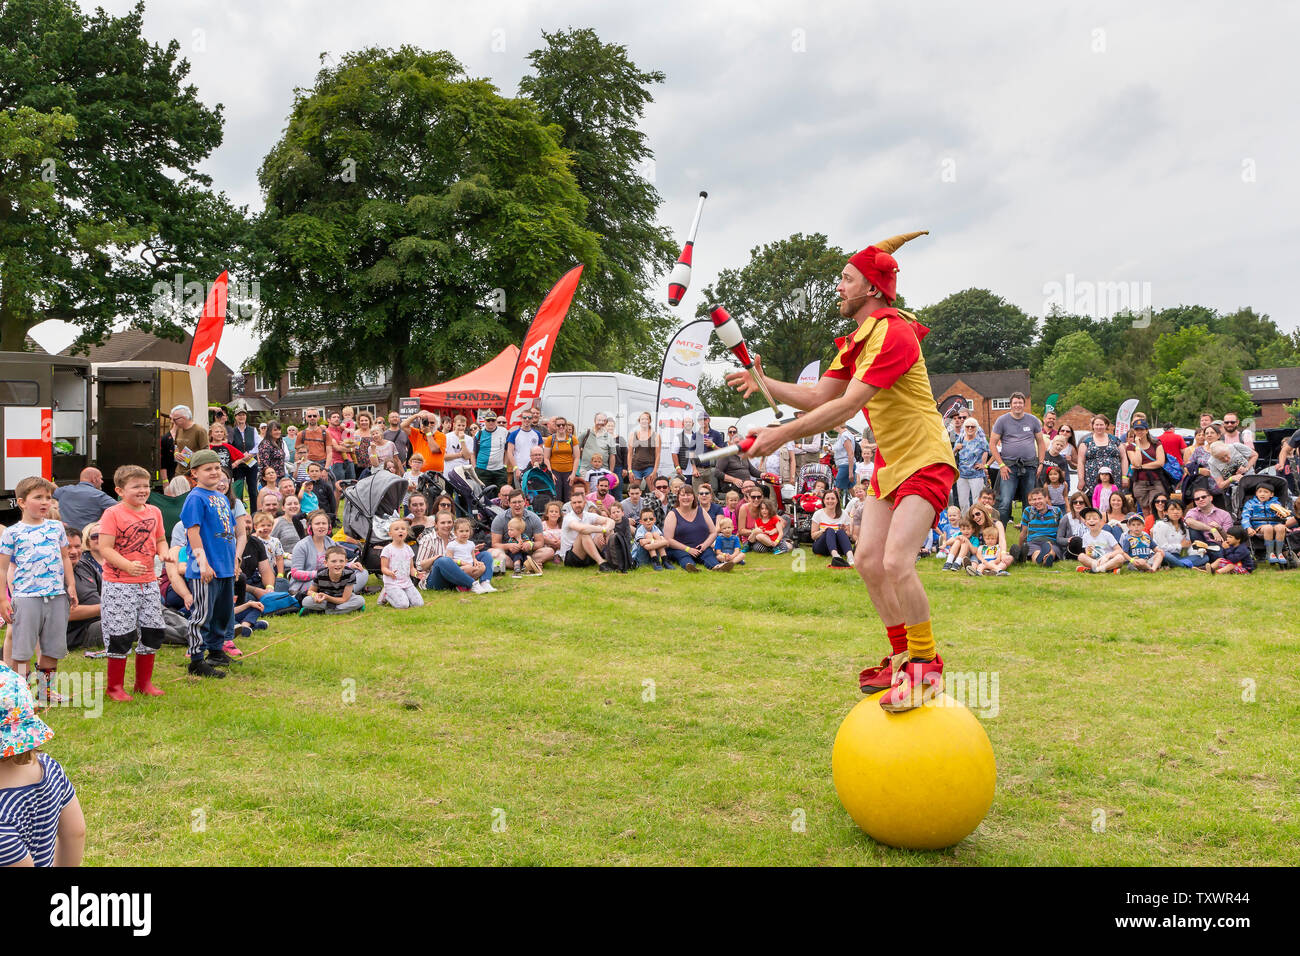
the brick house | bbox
[59,328,233,404]
[1056,404,1097,432]
[241,363,395,423]
[1240,368,1300,429]
[929,369,1033,434]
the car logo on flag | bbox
[662,377,696,391]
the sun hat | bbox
[1098,465,1113,475]
[0,664,54,758]
[188,449,220,470]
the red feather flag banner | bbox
[505,264,584,427]
[188,271,229,375]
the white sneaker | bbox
[470,581,488,594]
[484,582,500,592]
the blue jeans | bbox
[813,529,852,556]
[424,555,493,590]
[997,461,1038,526]
[1162,551,1207,568]
[331,461,356,482]
[835,463,852,493]
[665,547,720,569]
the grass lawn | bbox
[42,554,1299,866]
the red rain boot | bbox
[132,654,165,697]
[106,657,133,702]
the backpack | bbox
[605,524,634,572]
[1163,452,1184,482]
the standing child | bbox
[0,664,85,866]
[448,518,496,593]
[180,449,238,678]
[302,547,366,613]
[97,465,173,701]
[380,519,423,609]
[1090,466,1119,511]
[0,478,79,703]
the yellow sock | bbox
[906,620,936,662]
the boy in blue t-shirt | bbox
[712,516,745,568]
[180,450,238,678]
[1120,513,1163,571]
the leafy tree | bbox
[0,0,244,351]
[1256,330,1300,369]
[1039,331,1105,397]
[1217,307,1281,367]
[1281,399,1300,430]
[1155,304,1219,333]
[519,28,676,378]
[696,233,851,385]
[696,373,749,419]
[1148,342,1257,426]
[1029,309,1096,378]
[249,47,601,399]
[1152,325,1218,374]
[918,289,1035,374]
[1064,375,1126,418]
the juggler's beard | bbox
[838,290,878,318]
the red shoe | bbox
[858,656,894,694]
[880,653,944,713]
[106,657,133,703]
[132,653,165,697]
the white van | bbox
[538,372,659,435]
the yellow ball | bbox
[832,691,996,850]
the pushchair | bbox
[791,462,834,543]
[444,463,503,545]
[519,464,559,515]
[1235,473,1299,566]
[341,470,409,574]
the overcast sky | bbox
[30,0,1299,375]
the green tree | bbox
[1148,342,1257,426]
[1039,331,1105,397]
[1256,330,1300,369]
[696,373,749,419]
[519,28,677,378]
[918,289,1035,374]
[1217,307,1281,367]
[250,46,601,399]
[696,233,851,386]
[1152,325,1217,374]
[0,0,244,351]
[1064,375,1126,417]
[1029,309,1096,378]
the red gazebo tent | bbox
[408,344,519,413]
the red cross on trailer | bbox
[3,407,53,484]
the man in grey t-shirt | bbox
[991,392,1048,526]
[489,489,554,570]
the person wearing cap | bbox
[0,664,85,866]
[726,230,958,712]
[1119,512,1162,571]
[1124,415,1170,517]
[953,417,990,509]
[1074,506,1126,573]
[1090,464,1119,511]
[473,411,509,489]
[179,449,238,679]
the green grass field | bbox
[41,555,1300,866]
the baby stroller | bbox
[444,463,503,545]
[341,470,408,574]
[416,469,450,506]
[1235,473,1299,566]
[519,464,559,515]
[791,462,834,543]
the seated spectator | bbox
[632,507,670,569]
[54,468,118,532]
[1144,494,1169,533]
[539,500,564,565]
[1090,466,1120,511]
[662,484,725,572]
[561,488,616,571]
[1119,512,1162,571]
[1184,488,1233,547]
[646,476,671,525]
[518,446,559,509]
[620,482,646,520]
[695,483,724,523]
[1055,492,1090,557]
[712,516,745,568]
[586,476,617,512]
[417,512,475,591]
[810,490,852,567]
[301,546,367,613]
[746,499,785,556]
[1241,480,1297,566]
[252,511,287,582]
[1152,499,1206,568]
[943,515,977,571]
[405,493,432,539]
[289,511,365,598]
[844,481,868,544]
[1017,487,1061,567]
[715,435,761,492]
[1074,507,1126,574]
[1201,525,1255,574]
[273,495,304,553]
[934,505,961,561]
[1101,490,1130,541]
[490,490,554,571]
[66,526,103,655]
[965,504,1012,576]
[722,489,742,526]
[378,518,424,608]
